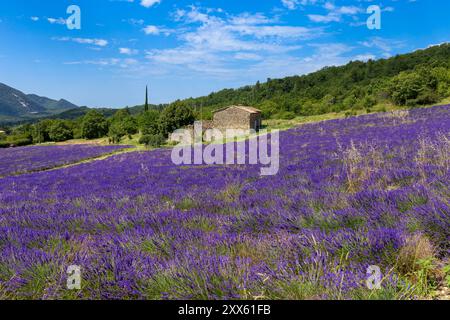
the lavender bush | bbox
[0,106,448,300]
[0,144,131,177]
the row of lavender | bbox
[0,144,131,177]
[0,106,448,299]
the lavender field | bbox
[0,144,131,177]
[0,106,449,300]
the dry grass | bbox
[415,132,450,179]
[381,110,414,125]
[397,234,436,275]
[340,141,385,192]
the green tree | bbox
[33,119,54,143]
[108,108,138,143]
[145,86,149,112]
[81,110,108,139]
[138,109,160,135]
[389,69,439,106]
[108,121,125,144]
[72,118,84,139]
[158,101,196,137]
[258,100,278,118]
[49,120,73,142]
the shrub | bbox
[139,134,165,148]
[0,141,10,148]
[279,111,296,120]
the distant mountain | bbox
[26,94,78,112]
[0,83,46,116]
[0,83,79,123]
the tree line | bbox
[0,102,195,148]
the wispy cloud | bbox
[47,17,66,25]
[123,18,144,26]
[119,47,139,55]
[307,2,364,23]
[53,37,109,47]
[64,58,138,69]
[142,25,174,36]
[359,37,406,57]
[143,6,327,78]
[281,0,320,11]
[140,0,161,8]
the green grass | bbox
[139,272,182,299]
[444,265,450,287]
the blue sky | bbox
[0,0,449,108]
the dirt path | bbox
[34,147,141,173]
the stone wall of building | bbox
[213,107,252,130]
[168,107,262,144]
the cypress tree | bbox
[145,86,149,112]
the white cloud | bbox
[140,0,160,8]
[229,13,276,26]
[281,0,319,10]
[308,14,341,23]
[307,3,363,23]
[144,6,327,78]
[143,25,174,36]
[64,58,138,69]
[143,25,160,35]
[234,52,263,61]
[282,0,299,10]
[31,17,39,22]
[228,25,322,40]
[119,47,139,55]
[47,17,66,25]
[54,37,109,47]
[123,18,145,25]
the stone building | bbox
[169,105,262,143]
[213,105,262,131]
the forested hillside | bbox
[167,43,450,119]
